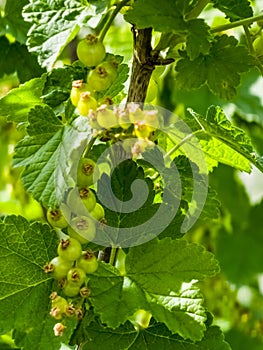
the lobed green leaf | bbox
[13,105,93,208]
[0,215,77,350]
[23,0,96,69]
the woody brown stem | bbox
[126,27,154,104]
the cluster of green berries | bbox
[70,34,118,115]
[46,156,105,241]
[45,157,104,335]
[70,34,160,157]
[44,238,98,336]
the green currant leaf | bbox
[172,156,220,222]
[175,35,253,100]
[81,319,231,350]
[0,36,45,83]
[0,215,77,350]
[96,160,169,247]
[189,105,263,172]
[212,0,253,21]
[88,253,213,339]
[88,262,148,329]
[186,19,211,60]
[0,0,30,43]
[41,65,86,108]
[13,105,92,208]
[147,285,207,341]
[126,238,219,295]
[0,76,46,123]
[124,0,186,32]
[23,0,96,69]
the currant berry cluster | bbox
[70,34,118,116]
[44,237,98,336]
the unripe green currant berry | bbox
[70,80,91,107]
[76,250,99,274]
[90,202,105,221]
[98,60,118,81]
[117,108,131,130]
[44,256,73,280]
[98,96,114,107]
[253,34,263,57]
[50,306,63,320]
[62,282,81,297]
[87,110,101,130]
[50,293,69,312]
[67,187,96,216]
[47,208,68,229]
[67,267,86,287]
[77,34,105,67]
[77,158,99,187]
[131,139,154,158]
[133,120,151,139]
[127,103,144,123]
[144,109,159,131]
[80,286,91,298]
[79,187,97,212]
[64,304,76,318]
[57,238,82,262]
[68,215,96,244]
[96,105,118,129]
[87,66,113,91]
[77,91,98,116]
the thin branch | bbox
[185,0,211,20]
[99,0,130,42]
[211,14,263,33]
[164,130,205,160]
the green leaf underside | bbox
[23,0,96,69]
[172,156,220,222]
[13,105,92,208]
[166,105,261,173]
[175,35,252,100]
[81,320,231,350]
[212,0,253,21]
[190,106,263,172]
[0,215,77,350]
[88,238,219,341]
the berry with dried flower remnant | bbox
[57,238,82,262]
[53,322,66,337]
[76,250,99,274]
[68,215,96,244]
[77,158,99,187]
[47,208,68,229]
[77,91,97,116]
[77,34,105,67]
[96,105,118,129]
[70,79,91,107]
[44,256,73,280]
